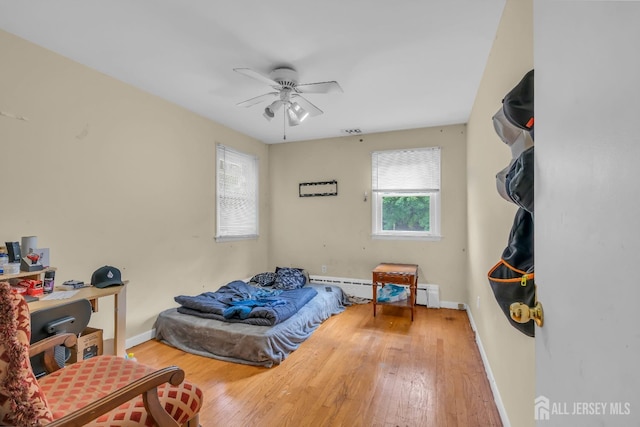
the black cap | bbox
[502,69,534,134]
[91,265,124,288]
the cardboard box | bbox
[69,327,103,363]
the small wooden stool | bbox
[372,263,419,321]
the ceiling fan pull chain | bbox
[283,110,287,140]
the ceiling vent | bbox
[341,129,362,135]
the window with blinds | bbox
[371,147,441,239]
[216,144,258,241]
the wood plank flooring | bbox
[130,303,502,427]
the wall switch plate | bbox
[321,265,327,273]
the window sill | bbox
[371,234,442,241]
[215,234,258,243]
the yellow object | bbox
[510,301,544,327]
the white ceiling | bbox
[0,1,505,144]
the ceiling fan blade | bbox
[236,92,278,108]
[295,81,343,94]
[291,94,323,117]
[234,68,280,87]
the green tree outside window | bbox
[382,196,431,231]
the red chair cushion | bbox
[39,355,203,426]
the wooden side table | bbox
[372,263,419,321]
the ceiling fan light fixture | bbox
[234,67,338,132]
[287,102,309,126]
[263,100,283,121]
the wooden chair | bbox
[0,282,203,426]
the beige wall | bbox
[466,0,534,426]
[268,125,468,303]
[0,29,270,340]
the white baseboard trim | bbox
[439,301,463,310]
[310,274,443,308]
[126,329,155,350]
[465,305,510,427]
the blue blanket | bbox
[175,280,318,326]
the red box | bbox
[19,279,44,297]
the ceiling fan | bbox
[234,67,342,129]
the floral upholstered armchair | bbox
[0,282,203,426]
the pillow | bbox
[276,267,310,285]
[249,272,277,287]
[273,267,308,290]
[0,282,54,426]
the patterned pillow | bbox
[249,272,278,287]
[0,282,54,426]
[273,267,307,290]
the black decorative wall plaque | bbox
[299,180,338,197]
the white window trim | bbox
[372,192,441,240]
[215,143,259,242]
[215,234,258,243]
[371,147,442,240]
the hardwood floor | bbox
[130,303,502,427]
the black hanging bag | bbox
[487,208,536,337]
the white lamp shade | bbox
[287,102,309,126]
[263,100,284,121]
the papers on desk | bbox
[40,290,79,300]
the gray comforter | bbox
[154,283,348,367]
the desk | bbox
[28,284,127,357]
[372,263,418,321]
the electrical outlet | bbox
[321,265,327,273]
[476,295,481,309]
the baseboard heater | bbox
[309,275,441,308]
